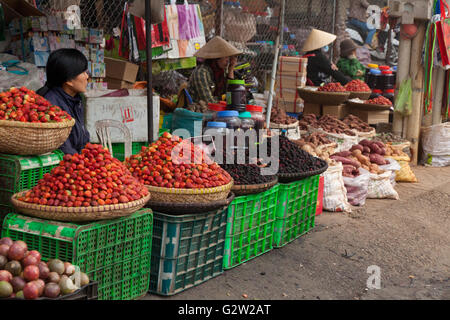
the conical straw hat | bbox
[194,36,243,59]
[301,29,337,53]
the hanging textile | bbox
[424,22,437,114]
[435,0,450,66]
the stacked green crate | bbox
[273,175,320,248]
[0,151,63,224]
[1,209,153,300]
[223,185,278,269]
[111,142,148,162]
[150,207,227,296]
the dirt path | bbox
[144,166,450,300]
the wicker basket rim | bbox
[146,180,234,195]
[11,191,151,213]
[0,118,76,128]
[231,176,278,191]
[298,87,351,96]
[270,121,299,129]
[347,101,391,110]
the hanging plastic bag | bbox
[394,78,412,116]
[322,162,352,213]
[342,169,370,206]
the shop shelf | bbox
[273,175,320,248]
[223,185,278,270]
[1,209,153,300]
[150,207,227,296]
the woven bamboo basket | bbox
[298,87,350,105]
[347,91,372,100]
[146,180,234,204]
[354,127,377,140]
[347,100,391,111]
[231,176,278,196]
[0,119,75,155]
[10,191,151,222]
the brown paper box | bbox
[303,102,321,116]
[105,77,134,89]
[322,104,349,119]
[105,57,139,83]
[349,109,390,125]
[275,73,307,90]
[276,97,304,113]
[278,56,308,74]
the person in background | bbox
[302,29,351,86]
[36,49,90,155]
[337,38,366,81]
[347,0,376,49]
[188,36,242,104]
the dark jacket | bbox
[306,50,351,86]
[42,87,90,155]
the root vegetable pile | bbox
[0,87,72,123]
[331,139,389,177]
[317,82,346,92]
[293,132,332,147]
[125,132,232,189]
[310,115,356,136]
[366,96,392,106]
[19,143,149,207]
[344,79,371,92]
[220,164,275,185]
[372,132,408,145]
[298,114,318,131]
[0,237,90,299]
[343,115,373,132]
[266,135,327,175]
[270,106,297,125]
[292,132,336,164]
[385,144,409,157]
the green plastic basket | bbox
[111,142,148,162]
[150,207,227,296]
[273,175,320,248]
[223,185,278,270]
[0,151,63,224]
[1,209,153,300]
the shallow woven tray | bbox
[10,191,151,222]
[0,119,75,155]
[270,121,299,129]
[278,160,328,183]
[347,91,372,100]
[146,180,234,204]
[146,192,236,215]
[231,176,278,196]
[347,100,392,111]
[298,87,350,105]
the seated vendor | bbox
[303,29,351,86]
[37,49,90,155]
[337,39,366,81]
[188,36,242,104]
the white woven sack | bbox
[321,162,352,213]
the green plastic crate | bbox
[150,207,227,296]
[223,185,278,270]
[273,175,320,248]
[1,209,153,300]
[111,142,148,162]
[0,151,63,223]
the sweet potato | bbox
[369,153,387,165]
[363,146,371,154]
[350,144,364,152]
[330,155,361,168]
[355,153,371,166]
[359,139,371,146]
[374,141,385,149]
[351,149,362,157]
[369,143,382,155]
[333,151,352,157]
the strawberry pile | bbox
[0,87,72,123]
[344,79,371,92]
[125,132,232,189]
[317,82,346,92]
[19,144,149,207]
[366,96,392,106]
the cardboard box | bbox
[276,97,304,113]
[322,104,349,119]
[105,77,135,90]
[302,102,321,116]
[275,87,301,101]
[349,109,390,125]
[278,56,308,74]
[104,57,139,83]
[275,72,307,90]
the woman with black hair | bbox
[37,48,90,155]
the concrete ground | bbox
[143,165,450,300]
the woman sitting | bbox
[37,48,90,155]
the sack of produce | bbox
[379,157,401,187]
[421,122,450,167]
[322,162,352,212]
[171,108,204,138]
[342,115,376,141]
[366,169,399,200]
[342,168,370,206]
[385,155,418,183]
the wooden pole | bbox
[432,67,445,125]
[405,21,426,165]
[392,35,412,137]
